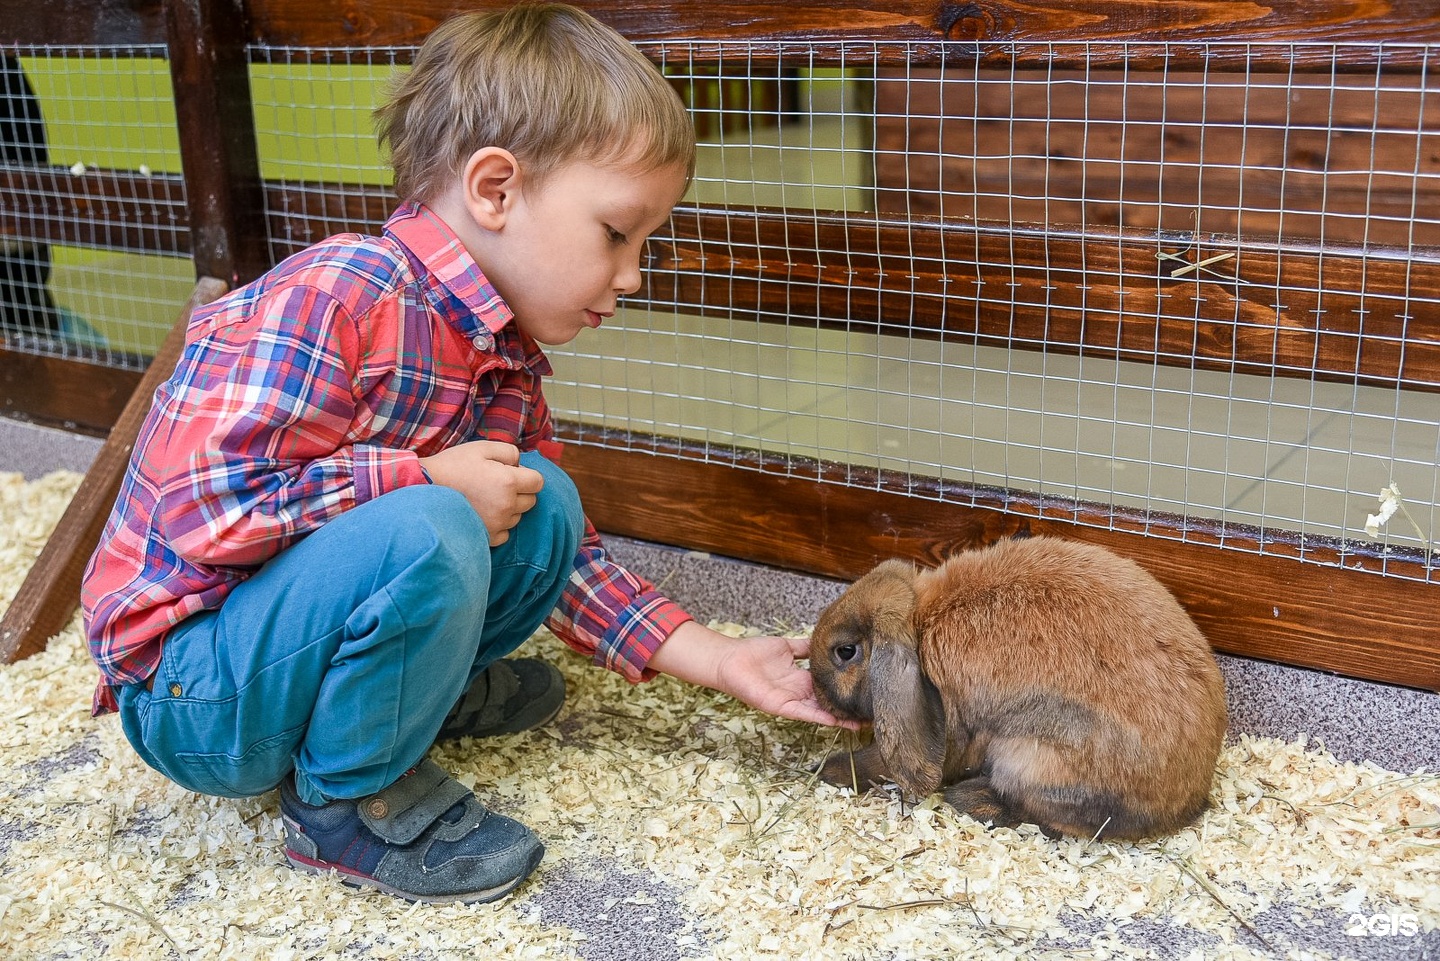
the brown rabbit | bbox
[809,536,1227,841]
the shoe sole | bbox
[284,845,542,904]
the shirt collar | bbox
[384,201,552,375]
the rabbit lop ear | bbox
[866,573,947,798]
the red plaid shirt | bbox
[81,202,690,714]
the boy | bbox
[82,3,847,906]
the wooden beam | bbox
[4,171,1434,401]
[0,166,190,256]
[251,185,1440,393]
[16,0,1428,68]
[255,186,1440,394]
[558,434,1440,693]
[242,0,1440,70]
[647,209,1440,393]
[0,348,143,432]
[261,180,397,260]
[0,0,166,47]
[18,173,1433,398]
[0,277,225,664]
[164,0,270,286]
[244,0,980,52]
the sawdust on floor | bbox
[1,470,1437,960]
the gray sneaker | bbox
[279,759,543,903]
[436,658,565,742]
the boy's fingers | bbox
[513,465,546,494]
[474,440,521,465]
[785,701,846,728]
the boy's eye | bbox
[606,226,628,245]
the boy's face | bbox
[480,158,689,346]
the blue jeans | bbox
[115,451,582,806]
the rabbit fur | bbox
[808,536,1227,840]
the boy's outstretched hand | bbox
[648,621,862,730]
[418,440,545,546]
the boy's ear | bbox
[460,147,520,231]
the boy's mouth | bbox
[584,310,609,329]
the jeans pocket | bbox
[159,613,227,702]
[171,725,303,798]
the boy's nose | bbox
[614,256,643,296]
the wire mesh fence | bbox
[1,45,192,367]
[7,37,1435,581]
[552,42,1439,582]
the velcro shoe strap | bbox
[358,759,473,845]
[448,661,521,732]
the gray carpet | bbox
[0,417,108,478]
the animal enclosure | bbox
[1,2,1437,691]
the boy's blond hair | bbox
[376,2,696,202]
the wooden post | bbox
[164,0,271,286]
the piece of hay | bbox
[1,470,1436,959]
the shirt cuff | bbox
[352,445,430,505]
[596,591,693,683]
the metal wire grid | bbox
[249,47,400,260]
[246,40,1438,581]
[1,45,193,367]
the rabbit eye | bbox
[833,644,860,665]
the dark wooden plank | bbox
[243,0,1440,70]
[244,0,1440,48]
[0,348,143,431]
[0,0,166,47]
[245,0,969,50]
[6,0,1428,62]
[558,435,1440,693]
[164,0,270,286]
[0,277,225,664]
[0,166,191,256]
[930,0,1440,51]
[262,180,398,259]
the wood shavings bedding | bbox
[0,470,1436,960]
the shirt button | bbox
[472,333,491,351]
[169,683,182,697]
[366,798,390,819]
